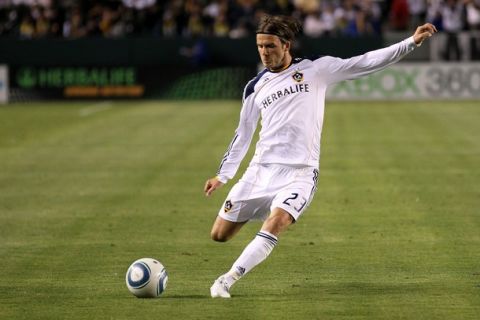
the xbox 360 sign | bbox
[14,67,144,98]
[327,63,480,100]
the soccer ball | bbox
[125,258,168,298]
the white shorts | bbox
[218,163,319,223]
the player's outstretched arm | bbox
[317,22,438,84]
[204,177,224,197]
[412,23,438,46]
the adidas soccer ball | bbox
[125,258,168,298]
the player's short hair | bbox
[256,15,302,43]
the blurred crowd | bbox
[0,0,479,39]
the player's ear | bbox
[284,40,291,52]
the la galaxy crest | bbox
[292,70,303,83]
[224,200,233,213]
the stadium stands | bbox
[0,0,478,39]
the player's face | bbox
[256,34,291,72]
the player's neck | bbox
[269,54,292,73]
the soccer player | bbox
[204,14,437,298]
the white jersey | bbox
[217,36,418,183]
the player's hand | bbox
[204,177,224,197]
[413,23,437,46]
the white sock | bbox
[223,230,278,288]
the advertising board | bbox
[0,65,8,104]
[327,63,480,100]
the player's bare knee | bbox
[263,210,294,235]
[210,230,229,242]
[270,212,293,225]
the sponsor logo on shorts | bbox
[224,200,233,213]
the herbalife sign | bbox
[327,63,480,100]
[16,67,137,88]
[13,66,143,98]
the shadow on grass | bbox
[159,282,429,300]
[232,281,430,299]
[162,294,210,299]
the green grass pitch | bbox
[0,100,479,319]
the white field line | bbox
[78,101,113,117]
